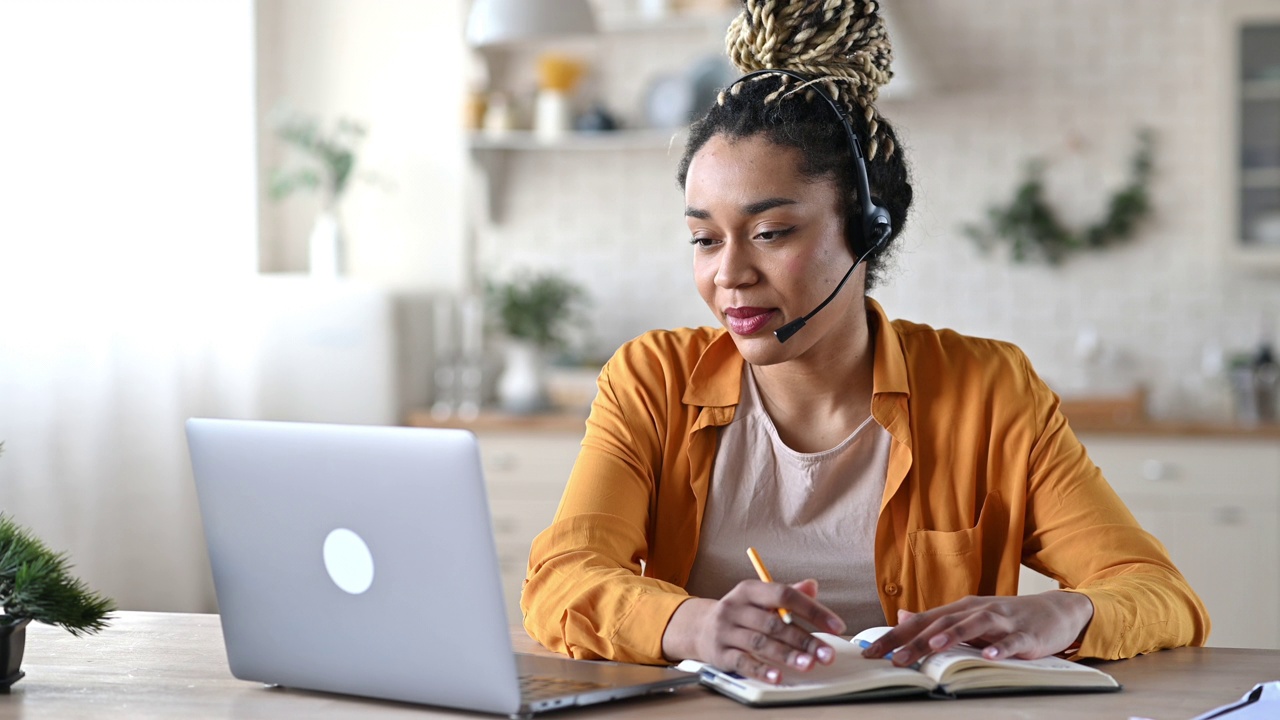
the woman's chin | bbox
[725,330,793,366]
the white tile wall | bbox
[474,0,1280,420]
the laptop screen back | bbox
[187,418,522,715]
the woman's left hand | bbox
[860,591,1094,667]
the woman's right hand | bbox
[661,578,847,684]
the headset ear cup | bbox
[866,198,892,251]
[845,202,891,255]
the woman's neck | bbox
[750,302,877,453]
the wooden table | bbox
[1,612,1277,719]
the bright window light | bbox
[0,0,257,304]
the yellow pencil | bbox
[746,547,793,625]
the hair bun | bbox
[725,0,895,158]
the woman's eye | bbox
[756,226,795,241]
[688,236,718,248]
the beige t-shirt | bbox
[685,365,891,634]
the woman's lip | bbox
[724,306,773,318]
[723,307,778,336]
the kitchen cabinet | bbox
[1079,436,1280,650]
[475,430,582,622]
[1225,1,1280,267]
[1022,435,1280,650]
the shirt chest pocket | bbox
[905,491,1010,605]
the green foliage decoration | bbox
[267,115,368,204]
[485,273,587,350]
[964,129,1155,265]
[0,446,115,636]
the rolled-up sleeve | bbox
[521,354,692,664]
[1019,352,1211,659]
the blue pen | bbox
[857,640,922,670]
[855,639,893,659]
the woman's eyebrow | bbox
[685,197,798,220]
[742,197,797,215]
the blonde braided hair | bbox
[721,0,895,160]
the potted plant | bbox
[485,272,586,414]
[0,445,116,690]
[267,113,371,278]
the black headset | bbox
[728,69,894,343]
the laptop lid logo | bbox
[322,528,375,594]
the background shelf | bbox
[468,129,686,152]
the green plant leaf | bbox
[268,167,322,201]
[0,513,115,635]
[965,129,1155,265]
[266,113,374,204]
[485,272,587,349]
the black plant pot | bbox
[0,616,30,691]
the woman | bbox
[521,0,1209,684]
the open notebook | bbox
[679,626,1119,706]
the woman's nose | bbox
[714,240,758,289]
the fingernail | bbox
[817,646,834,663]
[765,668,780,684]
[929,634,947,649]
[827,617,845,633]
[897,609,914,621]
[795,653,812,670]
[894,650,913,666]
[984,647,1000,659]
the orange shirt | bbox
[522,299,1210,665]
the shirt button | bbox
[883,582,900,596]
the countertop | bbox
[405,409,588,433]
[406,408,1280,439]
[1068,416,1280,439]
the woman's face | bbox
[685,133,861,366]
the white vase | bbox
[497,341,548,414]
[309,207,344,278]
[534,89,571,142]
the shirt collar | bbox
[682,297,912,410]
[868,297,910,398]
[682,329,742,408]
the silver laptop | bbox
[185,418,696,717]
